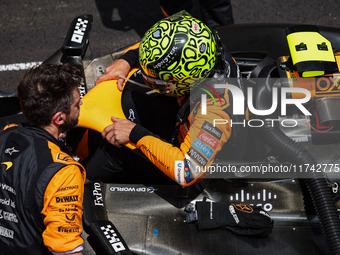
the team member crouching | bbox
[0,64,86,255]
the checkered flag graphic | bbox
[100,224,126,252]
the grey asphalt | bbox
[1,0,340,93]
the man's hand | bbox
[102,116,136,147]
[95,59,131,91]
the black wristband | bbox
[119,48,139,68]
[129,124,153,144]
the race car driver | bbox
[0,64,86,255]
[85,11,245,187]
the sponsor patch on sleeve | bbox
[56,195,79,203]
[184,157,195,184]
[174,160,185,185]
[184,154,202,178]
[201,121,222,140]
[197,130,218,149]
[187,147,208,167]
[192,139,214,159]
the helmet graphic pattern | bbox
[139,12,216,96]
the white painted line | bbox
[0,62,42,72]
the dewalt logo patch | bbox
[56,195,78,203]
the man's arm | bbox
[41,165,85,254]
[101,98,232,187]
[95,44,140,90]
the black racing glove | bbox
[186,200,274,237]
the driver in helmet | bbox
[85,11,244,187]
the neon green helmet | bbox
[139,11,217,96]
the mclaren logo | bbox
[66,214,76,222]
[1,162,13,171]
[233,203,253,213]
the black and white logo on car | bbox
[100,224,126,252]
[71,18,88,43]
